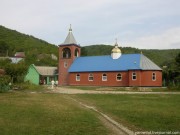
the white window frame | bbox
[64,62,68,68]
[152,72,156,81]
[116,73,122,81]
[76,74,80,81]
[88,73,94,81]
[132,72,137,80]
[102,73,107,81]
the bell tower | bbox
[58,25,81,85]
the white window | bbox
[116,73,122,81]
[88,73,94,81]
[152,72,156,81]
[132,72,137,80]
[76,74,80,81]
[102,73,107,81]
[64,62,68,68]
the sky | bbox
[0,0,180,49]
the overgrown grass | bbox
[0,93,108,135]
[72,94,180,132]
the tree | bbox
[0,59,11,68]
[174,52,180,82]
[163,52,180,88]
[0,41,9,56]
[0,75,11,85]
[0,75,11,91]
[5,62,27,83]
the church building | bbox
[58,26,162,87]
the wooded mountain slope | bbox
[82,45,180,67]
[0,25,179,67]
[0,25,58,66]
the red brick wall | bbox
[69,72,129,86]
[128,70,162,86]
[141,70,162,86]
[68,70,162,86]
[128,70,141,86]
[58,44,81,85]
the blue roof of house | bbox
[68,54,161,72]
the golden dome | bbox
[111,46,121,53]
[111,39,122,59]
[111,40,121,53]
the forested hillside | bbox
[0,25,179,87]
[0,25,179,67]
[82,45,180,67]
[0,25,58,66]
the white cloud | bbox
[122,27,180,49]
[0,0,180,49]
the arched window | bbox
[116,73,122,81]
[74,48,79,57]
[62,48,71,58]
[102,73,107,81]
[132,72,137,80]
[76,74,80,81]
[88,73,93,81]
[152,72,156,81]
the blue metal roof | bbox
[68,54,144,72]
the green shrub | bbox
[13,82,45,91]
[168,85,180,91]
[0,75,11,92]
[167,81,180,91]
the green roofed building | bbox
[25,64,58,85]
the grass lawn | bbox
[0,92,108,135]
[72,94,180,132]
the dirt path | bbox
[49,87,180,95]
[65,96,134,135]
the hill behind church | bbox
[0,25,179,67]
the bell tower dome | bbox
[58,25,81,85]
[111,39,121,59]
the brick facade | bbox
[68,71,162,87]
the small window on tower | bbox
[75,48,79,57]
[152,72,156,81]
[62,48,71,58]
[64,62,68,68]
[76,74,80,81]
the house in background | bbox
[15,52,25,58]
[25,64,58,85]
[58,26,162,87]
[0,52,25,64]
[10,52,25,64]
[10,57,23,63]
